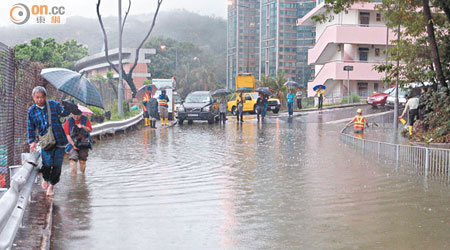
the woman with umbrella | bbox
[287,89,295,117]
[219,96,228,123]
[213,89,231,123]
[314,85,326,110]
[236,92,245,123]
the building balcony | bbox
[307,60,385,96]
[308,24,396,65]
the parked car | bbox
[385,88,408,110]
[367,87,394,107]
[173,92,182,113]
[177,91,219,125]
[227,92,280,115]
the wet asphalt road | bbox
[51,106,450,250]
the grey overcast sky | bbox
[1,0,227,27]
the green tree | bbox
[272,72,288,108]
[258,74,275,88]
[145,36,225,98]
[13,37,88,70]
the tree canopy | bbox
[13,38,88,70]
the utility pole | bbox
[117,0,124,117]
[393,22,400,130]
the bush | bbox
[341,94,360,104]
[411,87,450,143]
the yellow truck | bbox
[227,74,281,115]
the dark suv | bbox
[177,91,219,125]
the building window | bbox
[376,13,381,22]
[359,48,369,61]
[375,48,380,56]
[360,12,370,26]
[357,82,369,97]
[374,82,379,92]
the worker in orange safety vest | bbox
[346,108,370,133]
[142,89,151,126]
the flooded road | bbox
[51,107,450,250]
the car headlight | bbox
[203,106,210,112]
[276,100,280,104]
[178,106,185,112]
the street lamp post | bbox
[343,65,354,104]
[394,22,400,131]
[160,45,178,73]
[247,22,255,73]
[117,0,124,117]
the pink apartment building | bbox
[75,48,156,100]
[298,1,396,99]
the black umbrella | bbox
[284,80,301,89]
[212,89,232,97]
[236,87,253,93]
[255,87,273,96]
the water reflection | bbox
[51,109,450,250]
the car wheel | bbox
[273,109,279,114]
[208,118,214,124]
[231,106,237,116]
[178,119,184,125]
[188,120,193,124]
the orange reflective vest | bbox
[354,115,366,130]
[159,98,168,107]
[143,92,150,102]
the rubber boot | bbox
[165,118,168,126]
[150,120,154,128]
[161,118,164,126]
[145,118,150,126]
[408,125,413,135]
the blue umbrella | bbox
[41,68,104,109]
[236,87,253,93]
[313,84,326,91]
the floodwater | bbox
[51,107,450,250]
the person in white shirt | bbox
[399,93,420,135]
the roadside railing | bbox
[91,111,143,137]
[0,151,40,250]
[0,111,143,249]
[341,118,450,177]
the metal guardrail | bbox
[0,112,142,249]
[0,151,40,250]
[91,111,143,137]
[341,127,450,177]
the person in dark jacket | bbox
[256,93,265,121]
[147,93,159,128]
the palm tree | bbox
[258,74,274,88]
[272,72,288,108]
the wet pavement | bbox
[51,106,450,250]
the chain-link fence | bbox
[0,42,64,188]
